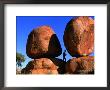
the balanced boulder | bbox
[65,56,94,74]
[63,16,94,57]
[21,58,66,74]
[26,26,62,59]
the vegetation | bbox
[16,52,26,68]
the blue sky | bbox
[16,16,94,68]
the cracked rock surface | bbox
[26,26,62,59]
[65,56,94,74]
[63,16,94,57]
[21,58,66,74]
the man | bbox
[63,50,67,62]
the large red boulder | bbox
[63,16,94,57]
[65,56,94,74]
[26,26,62,59]
[21,58,66,74]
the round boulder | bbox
[26,26,62,58]
[65,56,94,74]
[63,16,94,57]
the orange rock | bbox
[21,58,66,74]
[65,56,94,74]
[63,16,94,57]
[26,26,62,59]
[31,69,58,74]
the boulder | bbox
[26,26,62,59]
[21,58,66,74]
[63,16,94,57]
[28,69,58,74]
[65,56,94,74]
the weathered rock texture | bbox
[65,56,94,74]
[26,26,62,59]
[21,58,66,74]
[63,16,94,57]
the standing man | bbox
[63,50,67,62]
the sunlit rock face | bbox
[21,58,66,74]
[26,26,62,59]
[63,16,94,57]
[65,56,94,74]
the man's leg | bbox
[64,58,66,62]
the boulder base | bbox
[65,56,94,74]
[21,58,66,74]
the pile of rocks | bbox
[21,26,65,74]
[21,16,94,74]
[63,16,94,74]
